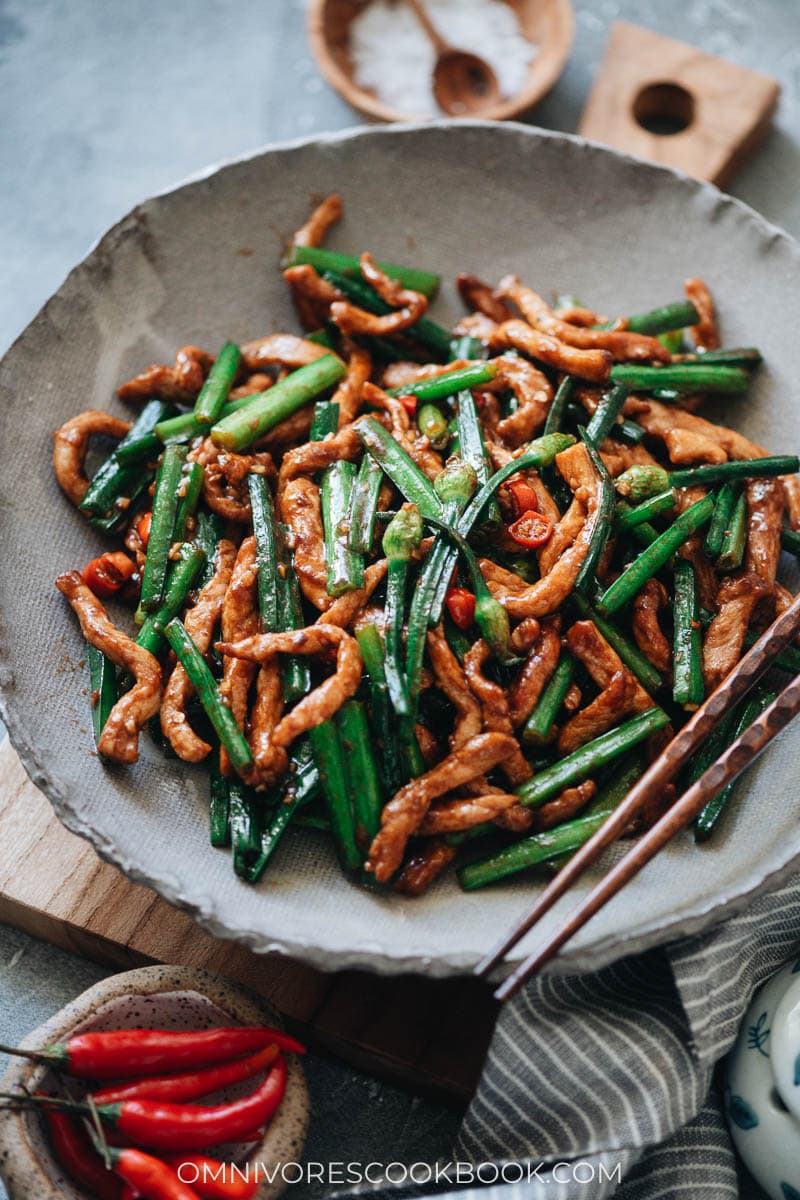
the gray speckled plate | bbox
[1,121,799,979]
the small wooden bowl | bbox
[308,0,574,123]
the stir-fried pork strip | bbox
[240,331,338,373]
[684,278,719,351]
[456,272,512,324]
[394,839,457,897]
[420,790,522,835]
[218,536,260,774]
[56,572,162,763]
[566,620,654,714]
[161,539,237,762]
[216,625,362,782]
[558,670,642,754]
[367,732,518,882]
[497,276,670,363]
[507,617,562,727]
[491,319,612,385]
[290,192,342,248]
[330,255,428,338]
[531,780,597,832]
[54,410,132,506]
[703,573,771,691]
[463,640,531,785]
[744,477,784,586]
[631,579,672,675]
[426,626,482,748]
[117,345,214,402]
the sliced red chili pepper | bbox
[37,1025,304,1078]
[44,1108,123,1200]
[399,394,417,416]
[103,1056,287,1152]
[92,1043,279,1106]
[111,1147,200,1200]
[507,511,554,549]
[136,510,153,546]
[446,587,476,630]
[166,1155,259,1199]
[506,478,539,517]
[81,552,137,598]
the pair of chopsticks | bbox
[476,590,800,1002]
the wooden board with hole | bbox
[0,736,495,1102]
[579,21,779,187]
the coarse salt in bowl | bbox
[350,0,536,118]
[308,0,574,123]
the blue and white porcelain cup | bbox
[725,958,800,1200]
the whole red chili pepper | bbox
[100,1056,287,1151]
[92,1043,279,1106]
[82,552,137,598]
[44,1108,123,1200]
[12,1025,303,1078]
[167,1154,259,1199]
[506,478,539,518]
[445,586,476,630]
[111,1147,202,1199]
[507,510,554,549]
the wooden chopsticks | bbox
[476,589,800,1002]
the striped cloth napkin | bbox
[455,873,800,1198]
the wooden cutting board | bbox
[0,736,496,1103]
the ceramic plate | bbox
[2,121,799,977]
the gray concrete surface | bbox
[2,0,799,1194]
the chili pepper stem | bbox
[0,1092,87,1115]
[86,1093,112,1169]
[0,1043,66,1068]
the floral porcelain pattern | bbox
[725,960,800,1200]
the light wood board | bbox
[579,21,779,187]
[0,736,495,1102]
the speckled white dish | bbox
[0,965,308,1200]
[1,121,799,977]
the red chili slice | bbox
[507,511,554,549]
[399,394,417,415]
[446,587,476,630]
[506,478,539,517]
[136,511,153,546]
[81,552,137,598]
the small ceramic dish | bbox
[0,965,309,1200]
[308,0,574,122]
[725,957,800,1200]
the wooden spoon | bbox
[405,0,501,115]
